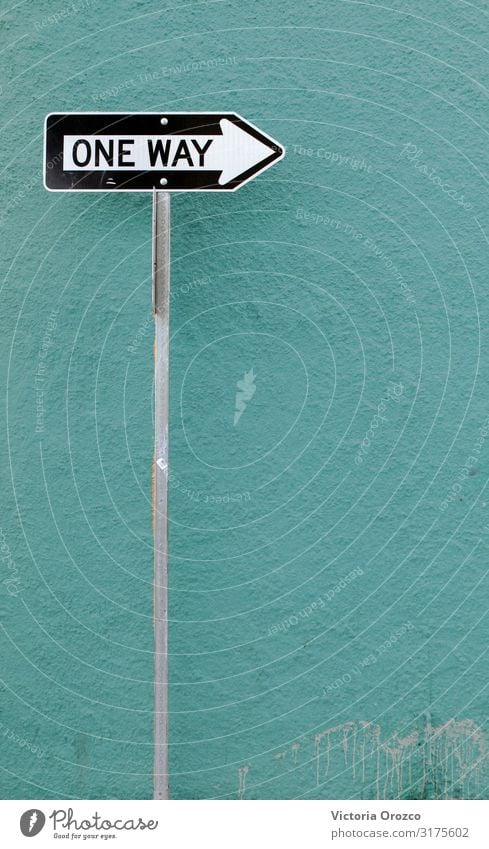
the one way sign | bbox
[44,112,285,192]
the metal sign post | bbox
[152,191,170,800]
[43,111,284,801]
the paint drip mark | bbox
[238,765,249,800]
[314,719,486,799]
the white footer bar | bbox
[4,799,488,847]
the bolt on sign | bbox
[44,112,285,191]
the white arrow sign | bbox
[45,112,285,191]
[63,119,276,186]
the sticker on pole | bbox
[44,112,285,192]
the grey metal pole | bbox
[153,190,170,800]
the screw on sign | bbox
[43,112,285,801]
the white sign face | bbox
[45,113,285,191]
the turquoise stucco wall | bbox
[1,0,489,799]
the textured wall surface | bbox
[1,0,489,800]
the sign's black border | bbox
[44,112,284,192]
